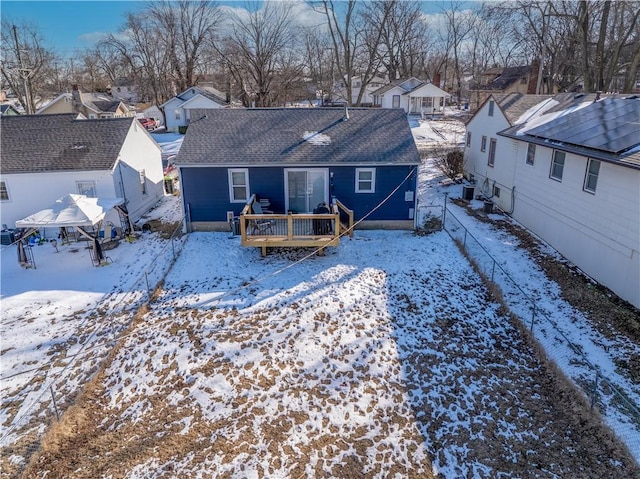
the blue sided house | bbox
[176,108,421,232]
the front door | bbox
[285,169,328,213]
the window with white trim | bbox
[481,136,487,152]
[0,181,9,201]
[392,95,400,108]
[487,138,497,167]
[550,150,565,180]
[228,168,249,202]
[526,143,536,165]
[488,100,495,116]
[175,109,181,120]
[355,168,376,193]
[76,181,97,197]
[584,158,600,193]
[466,131,472,147]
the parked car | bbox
[138,117,160,130]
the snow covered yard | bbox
[18,229,638,478]
[2,140,639,477]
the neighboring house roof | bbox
[36,91,130,115]
[492,93,555,124]
[180,94,226,110]
[404,82,450,98]
[0,113,135,174]
[160,86,227,109]
[177,108,420,167]
[0,104,20,115]
[482,65,531,90]
[91,100,124,113]
[371,80,405,96]
[371,77,448,98]
[499,96,640,169]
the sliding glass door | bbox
[285,169,328,213]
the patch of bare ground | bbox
[140,219,183,240]
[22,301,433,479]
[392,266,639,478]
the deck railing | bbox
[239,195,354,256]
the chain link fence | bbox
[0,217,188,478]
[443,207,640,460]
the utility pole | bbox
[12,24,35,114]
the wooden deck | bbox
[240,197,354,256]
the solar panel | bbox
[525,98,640,154]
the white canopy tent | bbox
[14,194,133,267]
[15,194,125,230]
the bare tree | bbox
[575,1,640,92]
[147,0,223,93]
[439,1,476,104]
[0,20,57,113]
[301,27,336,104]
[312,0,389,106]
[371,0,430,80]
[217,2,300,107]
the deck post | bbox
[287,212,293,241]
[261,245,267,257]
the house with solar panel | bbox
[175,108,420,255]
[463,92,640,308]
[0,114,164,236]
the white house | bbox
[0,113,164,237]
[372,77,450,115]
[332,74,387,106]
[160,86,228,132]
[464,93,640,308]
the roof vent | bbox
[343,104,349,121]
[594,91,602,102]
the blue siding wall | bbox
[182,166,286,221]
[330,165,417,221]
[182,165,418,222]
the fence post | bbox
[145,271,150,293]
[443,193,448,229]
[591,371,599,410]
[171,237,176,259]
[530,304,536,332]
[491,260,496,282]
[463,229,467,248]
[50,386,60,421]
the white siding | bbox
[116,121,164,220]
[463,96,640,307]
[511,145,640,307]
[162,97,185,132]
[0,170,117,237]
[463,99,513,208]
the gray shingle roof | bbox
[494,93,555,124]
[176,108,420,167]
[483,65,531,90]
[1,114,134,174]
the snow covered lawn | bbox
[21,230,638,478]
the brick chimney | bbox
[71,84,82,112]
[434,72,442,88]
[527,59,540,94]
